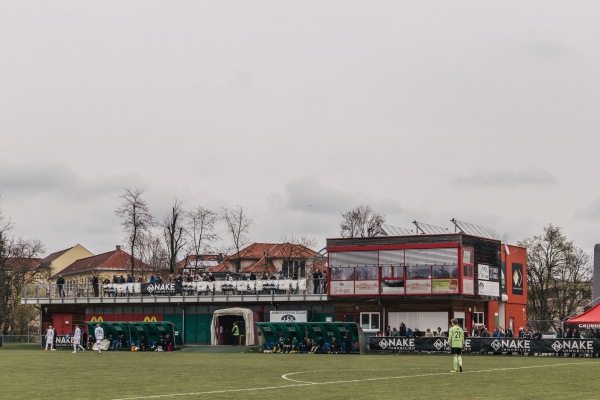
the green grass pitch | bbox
[1,345,598,399]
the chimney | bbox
[116,245,121,251]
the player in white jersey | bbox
[94,324,104,354]
[72,324,86,353]
[44,325,56,351]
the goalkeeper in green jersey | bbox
[448,318,465,373]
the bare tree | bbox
[339,204,385,238]
[0,201,47,334]
[115,188,155,279]
[222,206,253,273]
[136,232,168,279]
[186,205,220,270]
[518,224,592,331]
[162,198,186,274]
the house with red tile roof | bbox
[50,245,152,286]
[207,242,319,278]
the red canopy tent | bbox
[566,303,600,330]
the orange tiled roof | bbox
[51,249,150,278]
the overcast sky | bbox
[1,1,599,257]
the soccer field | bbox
[1,345,598,400]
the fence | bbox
[22,278,320,300]
[0,335,41,345]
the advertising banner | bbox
[329,281,354,295]
[406,280,431,294]
[512,263,524,295]
[432,279,459,294]
[270,310,308,323]
[369,336,600,355]
[355,280,379,295]
[477,280,500,297]
[141,282,182,296]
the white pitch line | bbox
[111,361,594,400]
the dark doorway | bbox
[216,315,245,345]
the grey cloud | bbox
[0,160,144,201]
[525,40,576,61]
[575,199,600,221]
[454,169,557,187]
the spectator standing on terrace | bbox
[208,273,216,282]
[92,275,99,297]
[56,275,65,297]
[448,318,464,373]
[94,324,104,354]
[425,328,434,337]
[250,272,256,280]
[149,273,157,283]
[44,325,55,351]
[313,269,322,294]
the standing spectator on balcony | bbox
[56,275,65,297]
[313,269,322,294]
[127,274,133,283]
[250,272,256,280]
[44,326,56,351]
[208,273,216,282]
[149,273,157,283]
[92,275,99,297]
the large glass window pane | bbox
[407,265,430,279]
[433,264,458,278]
[355,266,378,280]
[382,266,392,278]
[370,313,380,330]
[393,266,404,277]
[331,267,355,281]
[330,251,378,267]
[379,250,404,265]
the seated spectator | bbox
[291,337,299,353]
[116,334,127,350]
[425,328,434,337]
[283,337,292,353]
[139,334,149,351]
[311,336,325,354]
[329,337,340,354]
[165,334,174,351]
[303,337,313,354]
[154,334,166,351]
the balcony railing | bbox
[22,278,328,301]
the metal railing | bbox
[22,278,324,300]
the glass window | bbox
[393,266,404,278]
[463,249,473,264]
[331,267,355,281]
[382,266,393,278]
[463,265,473,278]
[433,264,459,278]
[360,312,380,331]
[473,312,484,325]
[379,250,404,265]
[407,265,431,279]
[355,266,378,280]
[330,251,378,267]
